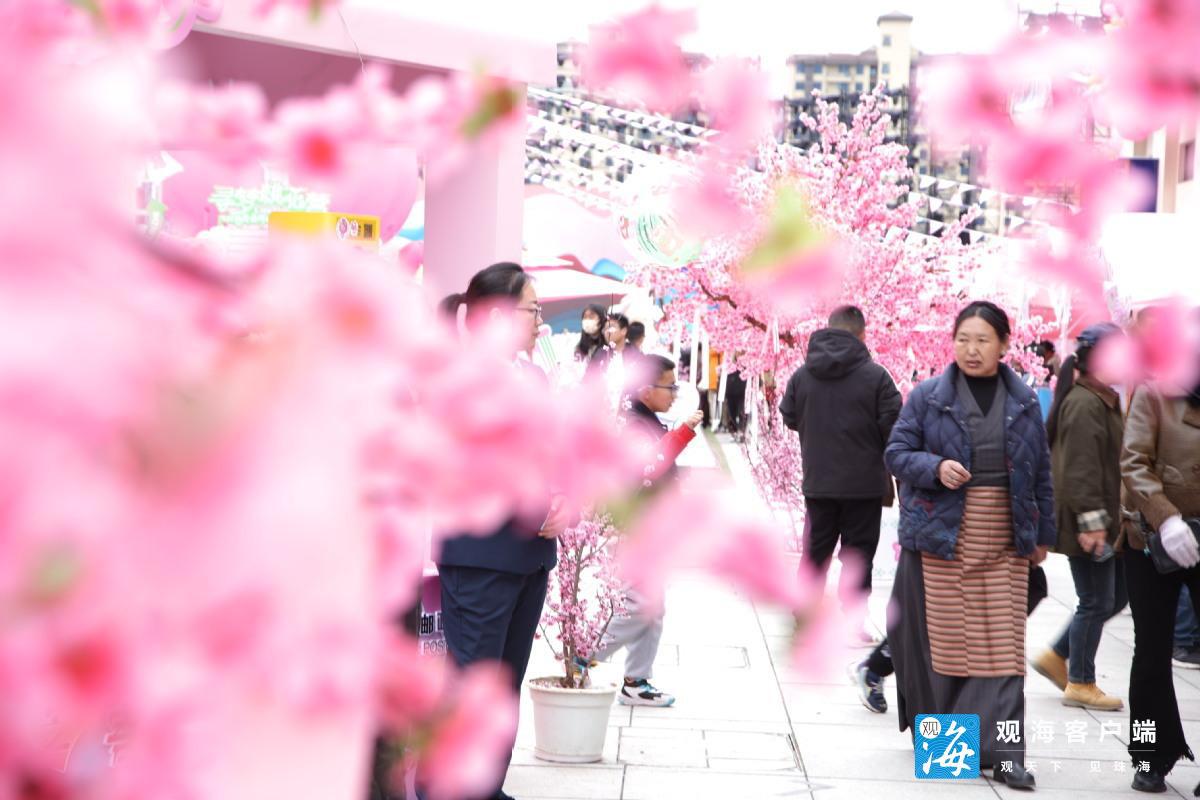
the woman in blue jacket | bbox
[885,301,1056,791]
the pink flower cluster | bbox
[539,514,626,688]
[631,90,1053,543]
[153,62,524,187]
[0,17,642,800]
[919,3,1199,328]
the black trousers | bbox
[802,497,883,602]
[417,565,549,800]
[1125,548,1200,773]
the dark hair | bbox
[828,305,866,336]
[607,312,630,330]
[636,354,676,390]
[953,300,1011,341]
[575,303,607,360]
[440,261,529,320]
[628,321,646,345]
[1039,340,1056,355]
[1045,322,1121,446]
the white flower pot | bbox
[527,677,618,763]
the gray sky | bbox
[383,0,1104,93]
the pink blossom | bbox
[154,80,268,164]
[418,662,519,800]
[700,58,774,155]
[540,514,625,686]
[1134,300,1200,390]
[671,161,752,242]
[404,71,525,180]
[376,632,448,729]
[618,475,803,613]
[580,5,697,112]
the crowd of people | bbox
[784,299,1200,793]
[418,260,1199,798]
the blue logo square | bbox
[914,714,980,779]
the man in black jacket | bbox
[780,305,901,613]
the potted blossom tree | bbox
[529,513,625,763]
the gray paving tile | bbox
[622,767,813,799]
[503,765,623,799]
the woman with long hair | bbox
[1029,324,1128,712]
[885,300,1056,790]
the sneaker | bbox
[1030,648,1069,691]
[1173,646,1200,669]
[618,679,675,707]
[850,661,888,713]
[1062,682,1124,711]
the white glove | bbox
[1160,515,1200,568]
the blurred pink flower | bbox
[405,72,525,181]
[672,161,751,241]
[619,475,802,613]
[1135,300,1200,390]
[154,80,268,164]
[377,633,449,729]
[581,5,696,112]
[271,92,364,181]
[700,58,774,155]
[418,662,518,800]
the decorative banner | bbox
[929,197,944,212]
[616,167,705,266]
[919,174,938,190]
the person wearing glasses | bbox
[434,262,563,800]
[590,354,702,707]
[1029,324,1128,713]
[780,306,902,633]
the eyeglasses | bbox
[516,304,544,320]
[653,383,680,394]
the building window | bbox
[839,64,849,75]
[883,34,892,46]
[1182,139,1196,182]
[857,64,865,75]
[796,80,805,92]
[882,63,891,74]
[856,82,864,92]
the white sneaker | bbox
[618,679,675,707]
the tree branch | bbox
[694,276,799,349]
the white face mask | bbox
[582,319,600,335]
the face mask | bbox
[582,319,600,335]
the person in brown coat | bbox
[1029,324,1128,712]
[1120,347,1200,794]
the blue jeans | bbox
[1177,586,1200,649]
[1052,555,1128,684]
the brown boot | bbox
[1062,682,1124,711]
[1030,648,1068,691]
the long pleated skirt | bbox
[887,486,1028,768]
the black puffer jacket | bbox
[780,328,902,499]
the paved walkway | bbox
[505,432,1200,799]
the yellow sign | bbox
[268,211,381,250]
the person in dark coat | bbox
[884,300,1056,791]
[432,262,568,800]
[1029,324,1128,712]
[780,305,902,611]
